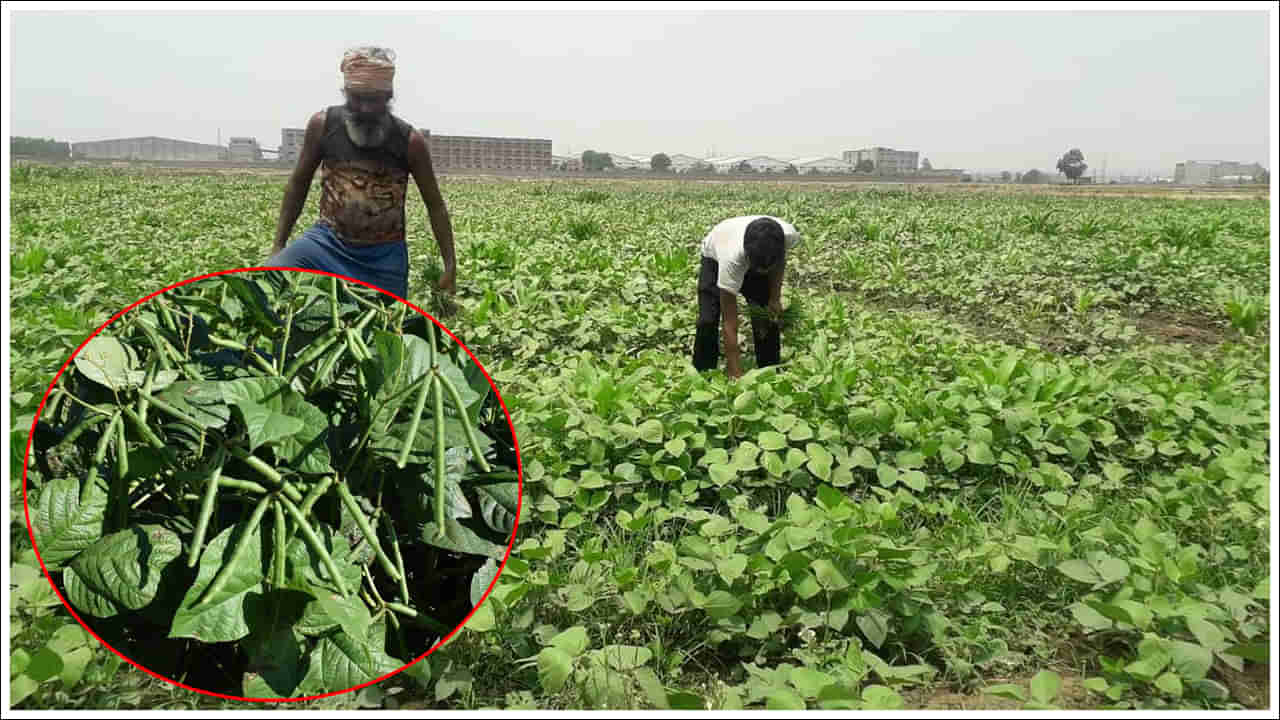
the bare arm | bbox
[272,111,326,254]
[407,129,457,293]
[721,290,742,379]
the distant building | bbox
[1174,160,1265,185]
[843,147,919,174]
[228,137,262,162]
[70,136,225,161]
[707,155,791,173]
[280,128,305,166]
[552,154,582,171]
[425,133,551,171]
[788,156,856,174]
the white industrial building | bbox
[789,156,856,174]
[1174,160,1265,185]
[707,155,791,173]
[70,136,226,161]
[843,147,919,174]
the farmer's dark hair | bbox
[743,217,785,270]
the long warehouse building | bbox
[71,136,226,161]
[423,132,552,171]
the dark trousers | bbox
[693,257,781,372]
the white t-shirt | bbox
[700,215,802,294]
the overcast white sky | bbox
[6,4,1275,175]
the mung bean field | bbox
[8,164,1272,710]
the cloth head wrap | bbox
[341,47,396,92]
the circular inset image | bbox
[22,268,522,702]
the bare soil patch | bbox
[1135,309,1233,347]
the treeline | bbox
[11,137,71,158]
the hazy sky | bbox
[7,6,1274,174]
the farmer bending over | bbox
[694,216,802,379]
[269,46,456,299]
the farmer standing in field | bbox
[693,216,802,379]
[268,46,456,299]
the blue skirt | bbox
[268,222,409,299]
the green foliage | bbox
[9,169,1270,710]
[18,272,516,702]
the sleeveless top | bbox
[317,105,414,246]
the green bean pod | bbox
[436,371,492,473]
[136,355,159,423]
[272,499,287,588]
[283,328,343,382]
[135,321,174,371]
[79,412,122,505]
[383,514,411,604]
[433,375,447,539]
[215,475,271,495]
[277,494,350,597]
[396,374,433,469]
[353,307,380,333]
[112,415,130,530]
[385,602,453,634]
[309,342,349,394]
[51,413,111,453]
[298,474,335,518]
[144,392,206,430]
[228,447,303,503]
[335,481,401,582]
[329,276,341,326]
[195,493,272,607]
[187,450,226,567]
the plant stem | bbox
[385,602,454,635]
[228,447,303,503]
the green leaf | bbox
[24,647,64,683]
[547,625,590,656]
[811,558,850,591]
[817,684,860,710]
[1056,559,1100,584]
[421,515,509,560]
[74,335,137,390]
[718,554,749,585]
[435,666,475,702]
[232,400,305,452]
[983,683,1027,701]
[11,674,39,706]
[32,471,110,568]
[766,689,807,710]
[170,522,266,643]
[876,464,899,488]
[1185,616,1227,651]
[218,378,331,473]
[295,626,401,696]
[1166,640,1213,682]
[47,624,92,654]
[758,431,788,451]
[638,419,664,444]
[58,647,93,690]
[241,592,308,698]
[708,463,737,486]
[597,645,653,671]
[857,611,889,649]
[537,647,574,692]
[1155,672,1183,698]
[156,381,232,429]
[703,591,742,620]
[470,558,501,606]
[861,684,904,710]
[849,447,877,469]
[940,446,964,471]
[900,470,927,492]
[65,525,183,618]
[1222,643,1268,663]
[1030,670,1061,704]
[790,667,834,699]
[967,441,995,465]
[474,480,519,536]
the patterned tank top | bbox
[317,105,413,246]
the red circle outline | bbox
[21,266,524,704]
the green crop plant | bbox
[24,272,519,701]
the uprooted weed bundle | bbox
[29,271,518,699]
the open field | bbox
[8,164,1272,710]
